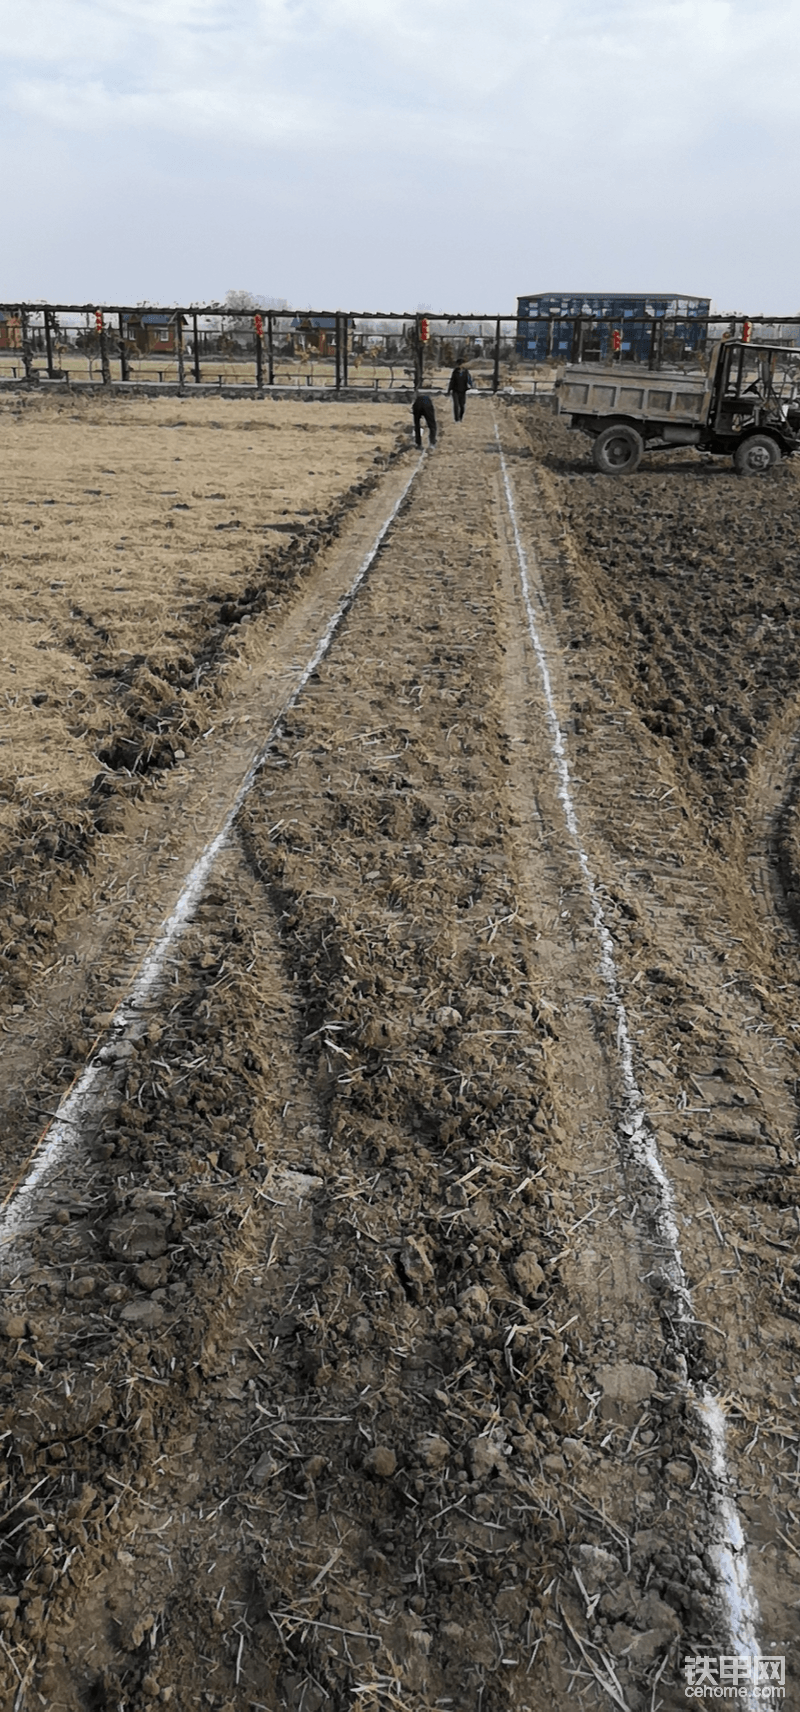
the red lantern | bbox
[742,319,752,343]
[254,313,263,338]
[612,329,621,354]
[419,317,430,343]
[95,309,103,334]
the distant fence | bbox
[518,308,800,368]
[0,307,527,394]
[0,305,798,395]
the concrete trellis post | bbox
[176,315,186,392]
[97,312,111,385]
[20,308,34,382]
[44,309,55,379]
[118,311,130,382]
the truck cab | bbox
[708,341,800,455]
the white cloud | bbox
[1,0,798,306]
[4,0,799,152]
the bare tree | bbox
[224,289,289,312]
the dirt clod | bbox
[363,1444,397,1479]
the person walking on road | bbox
[447,356,472,422]
[412,392,437,448]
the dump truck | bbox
[554,339,800,475]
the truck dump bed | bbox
[555,363,711,425]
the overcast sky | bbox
[1,0,797,313]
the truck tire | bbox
[734,435,780,476]
[593,425,644,475]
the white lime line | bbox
[0,453,425,1250]
[494,424,761,1672]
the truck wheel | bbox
[593,425,644,475]
[734,435,780,475]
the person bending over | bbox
[412,392,437,447]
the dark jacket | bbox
[447,364,472,397]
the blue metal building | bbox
[516,293,710,363]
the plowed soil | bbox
[1,392,799,1712]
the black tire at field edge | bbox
[592,422,645,476]
[733,433,781,476]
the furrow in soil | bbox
[0,400,797,1712]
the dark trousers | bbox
[412,394,437,446]
[451,390,466,421]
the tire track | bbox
[493,419,762,1688]
[0,404,783,1710]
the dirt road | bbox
[0,399,798,1711]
